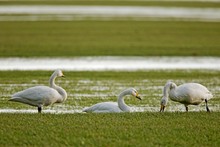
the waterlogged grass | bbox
[0,112,220,146]
[0,70,220,146]
[0,70,220,111]
[0,21,220,57]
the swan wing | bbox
[172,83,213,104]
[10,86,60,106]
[83,102,122,113]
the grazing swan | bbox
[83,88,141,113]
[160,81,213,112]
[9,69,67,113]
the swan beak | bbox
[160,105,165,112]
[61,75,65,78]
[136,96,142,100]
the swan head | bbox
[160,81,176,112]
[160,97,168,112]
[130,88,142,100]
[54,69,65,78]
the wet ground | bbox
[0,5,220,21]
[1,56,220,71]
[1,78,219,113]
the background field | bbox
[1,21,220,57]
[1,0,220,146]
[0,0,220,57]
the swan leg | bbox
[38,107,42,113]
[205,99,210,112]
[160,105,165,112]
[185,106,188,112]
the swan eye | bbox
[132,91,138,97]
[58,71,64,77]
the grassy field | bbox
[0,70,220,146]
[1,0,220,57]
[0,21,220,57]
[0,112,220,146]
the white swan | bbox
[160,81,213,112]
[9,69,67,113]
[83,88,141,113]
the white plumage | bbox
[160,81,213,112]
[9,69,67,113]
[83,88,141,113]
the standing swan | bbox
[9,69,67,113]
[160,81,213,112]
[83,88,141,113]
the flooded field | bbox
[1,74,219,113]
[0,57,220,113]
[0,5,220,21]
[0,2,219,147]
[0,4,219,113]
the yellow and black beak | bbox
[160,105,165,112]
[135,93,142,100]
[61,74,65,78]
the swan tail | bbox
[9,97,37,106]
[82,106,98,112]
[82,107,90,112]
[9,97,22,102]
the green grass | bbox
[1,21,220,57]
[0,112,220,146]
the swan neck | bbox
[118,90,130,112]
[163,83,177,99]
[49,72,57,88]
[49,72,67,102]
[56,87,67,103]
[163,85,170,98]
